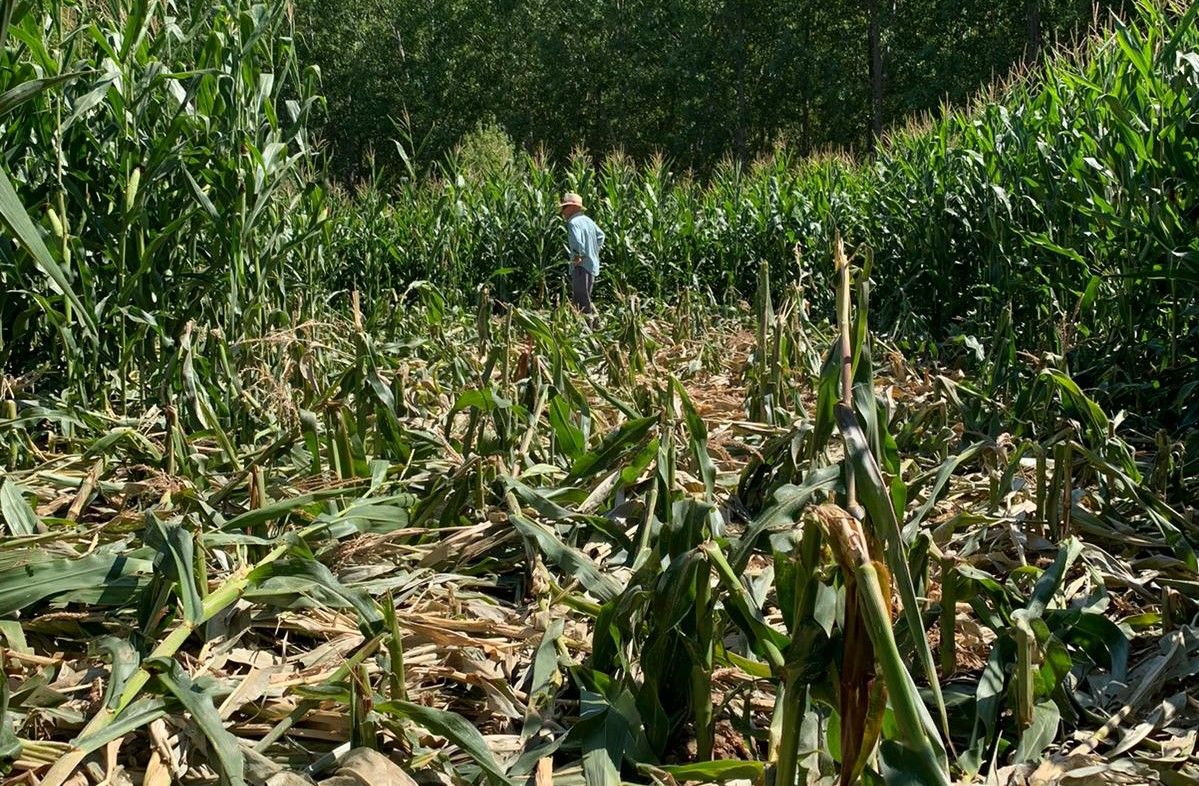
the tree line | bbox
[293,0,1126,180]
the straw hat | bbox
[559,192,584,209]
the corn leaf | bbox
[244,557,383,637]
[673,377,716,502]
[375,700,514,786]
[0,167,94,336]
[146,658,245,786]
[568,415,656,482]
[1012,700,1061,763]
[0,551,153,615]
[508,509,622,601]
[146,515,203,625]
[548,394,586,461]
[71,696,171,755]
[89,637,140,711]
[0,651,20,774]
[0,480,38,537]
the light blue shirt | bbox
[566,213,605,276]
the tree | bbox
[868,0,884,148]
[1027,0,1043,63]
[292,0,1128,178]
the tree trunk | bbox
[867,0,883,150]
[732,2,748,159]
[800,10,812,154]
[1026,0,1042,65]
[801,95,811,154]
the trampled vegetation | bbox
[0,0,1197,785]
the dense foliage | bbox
[293,0,1128,178]
[0,0,327,403]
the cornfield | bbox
[323,0,1198,423]
[1,0,1197,785]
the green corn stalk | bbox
[3,399,17,468]
[477,284,492,351]
[382,591,409,703]
[692,558,714,760]
[351,662,378,750]
[939,555,957,678]
[300,409,323,476]
[831,232,953,761]
[774,523,822,786]
[1012,610,1038,730]
[814,506,950,786]
[770,313,785,424]
[752,260,773,422]
[1047,441,1067,540]
[1056,440,1073,541]
[834,234,858,515]
[1033,442,1047,538]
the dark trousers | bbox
[570,266,595,314]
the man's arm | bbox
[595,224,605,249]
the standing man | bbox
[559,192,604,323]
